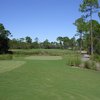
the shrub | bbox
[66,54,81,67]
[84,61,97,70]
[94,54,100,62]
[0,54,13,60]
[84,61,90,69]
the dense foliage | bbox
[9,36,76,50]
[74,0,100,55]
[0,23,11,54]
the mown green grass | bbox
[0,61,25,73]
[25,56,62,60]
[0,55,100,100]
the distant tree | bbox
[25,36,32,44]
[0,23,11,54]
[32,37,39,49]
[19,38,25,43]
[43,39,50,49]
[70,37,76,50]
[10,37,33,49]
[62,37,70,49]
[9,38,18,49]
[34,37,39,43]
[50,42,58,49]
[56,36,63,49]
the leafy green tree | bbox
[43,39,50,49]
[79,0,100,55]
[32,37,39,49]
[91,20,100,54]
[50,42,58,49]
[74,17,87,53]
[9,38,18,49]
[0,23,11,53]
[34,37,39,43]
[56,36,63,49]
[25,36,32,44]
[19,38,25,43]
[70,37,76,50]
[9,37,33,49]
[82,20,100,54]
[62,37,70,49]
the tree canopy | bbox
[0,23,11,54]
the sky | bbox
[0,0,99,42]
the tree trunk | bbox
[90,8,93,58]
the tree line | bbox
[0,23,78,53]
[0,23,11,54]
[9,36,76,50]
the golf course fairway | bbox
[0,56,100,100]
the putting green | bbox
[0,61,25,73]
[25,56,62,60]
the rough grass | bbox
[0,56,100,100]
[25,56,62,60]
[11,49,75,56]
[65,54,81,67]
[0,61,25,73]
[0,54,13,60]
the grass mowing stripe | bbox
[0,61,25,73]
